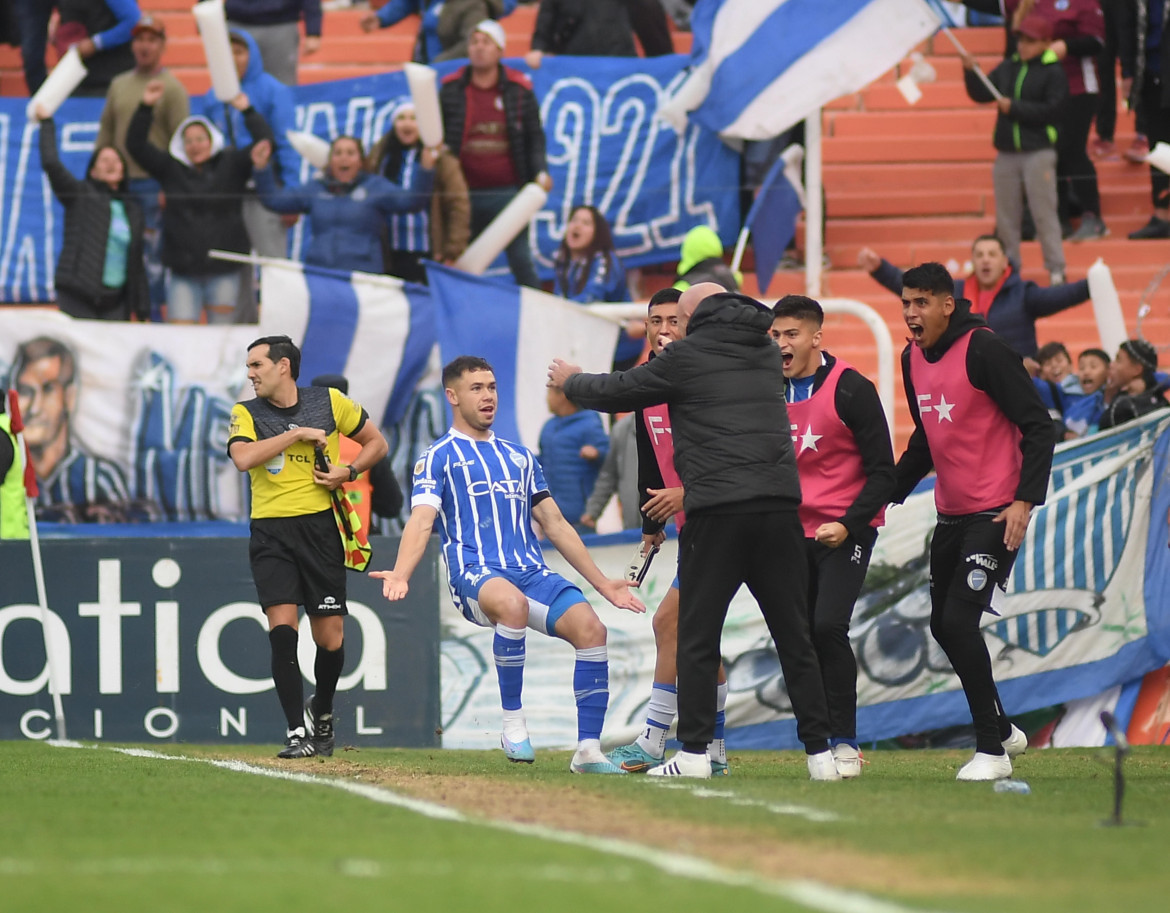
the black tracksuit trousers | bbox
[676,507,831,754]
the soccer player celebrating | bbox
[892,263,1054,781]
[770,295,895,778]
[370,356,644,774]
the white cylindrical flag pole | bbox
[26,46,88,120]
[286,130,331,169]
[804,110,823,298]
[455,183,548,275]
[193,0,241,102]
[404,63,444,148]
[1087,258,1128,356]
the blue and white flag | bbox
[256,261,434,427]
[746,144,805,294]
[660,0,941,140]
[426,264,621,451]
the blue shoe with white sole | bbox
[501,733,535,763]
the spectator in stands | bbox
[197,30,299,320]
[962,1,1108,241]
[13,0,53,93]
[252,135,435,275]
[553,206,630,303]
[672,226,739,291]
[226,0,321,87]
[1119,0,1170,239]
[361,0,509,63]
[628,0,675,57]
[366,98,471,283]
[55,0,140,98]
[858,234,1089,357]
[1091,0,1124,160]
[581,413,641,531]
[524,0,637,70]
[36,108,147,321]
[1064,347,1110,436]
[126,82,270,324]
[539,386,610,535]
[1036,341,1083,394]
[97,15,188,322]
[1099,338,1170,428]
[961,16,1068,286]
[439,20,552,289]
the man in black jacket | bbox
[893,262,1055,782]
[1119,0,1170,239]
[439,20,552,289]
[549,290,837,780]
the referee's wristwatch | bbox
[347,465,359,483]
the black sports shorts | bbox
[249,508,348,615]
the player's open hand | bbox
[547,358,581,389]
[598,577,645,614]
[369,570,410,601]
[642,487,683,524]
[992,500,1032,551]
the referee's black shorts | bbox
[249,509,347,615]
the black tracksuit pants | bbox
[676,507,831,754]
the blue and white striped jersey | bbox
[387,148,431,253]
[412,429,549,574]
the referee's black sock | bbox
[314,644,345,715]
[269,625,304,731]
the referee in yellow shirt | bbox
[228,335,388,758]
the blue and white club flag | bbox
[256,261,435,426]
[426,264,621,451]
[746,144,805,294]
[660,0,942,140]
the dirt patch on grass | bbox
[240,752,997,899]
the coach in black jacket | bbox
[549,291,836,780]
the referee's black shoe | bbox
[305,695,335,757]
[278,727,317,759]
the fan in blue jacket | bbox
[252,135,435,275]
[197,29,298,187]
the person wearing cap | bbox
[360,0,509,64]
[1119,0,1170,239]
[367,97,471,282]
[225,0,322,87]
[440,20,553,289]
[891,262,1054,782]
[548,290,838,781]
[1099,339,1170,429]
[97,14,188,322]
[961,16,1069,287]
[54,0,141,97]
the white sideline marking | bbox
[53,743,949,913]
[652,782,844,823]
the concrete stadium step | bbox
[827,107,996,138]
[828,188,991,218]
[823,134,994,164]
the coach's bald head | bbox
[678,281,728,336]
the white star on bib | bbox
[934,394,955,422]
[799,427,822,452]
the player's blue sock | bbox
[635,682,676,757]
[573,646,609,742]
[713,680,728,741]
[493,624,526,712]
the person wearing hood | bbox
[366,97,471,283]
[126,80,272,324]
[891,262,1054,782]
[672,226,740,292]
[252,135,435,275]
[858,234,1089,358]
[196,29,299,291]
[360,0,509,64]
[548,289,837,781]
[35,108,148,321]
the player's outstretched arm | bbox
[532,498,645,614]
[369,504,438,600]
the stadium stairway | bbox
[2,12,1166,444]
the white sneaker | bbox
[646,750,711,778]
[956,751,1012,781]
[1002,724,1028,758]
[832,744,863,778]
[807,749,842,781]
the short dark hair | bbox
[1036,342,1071,364]
[442,355,494,388]
[10,336,77,390]
[772,295,824,326]
[971,234,1005,253]
[1119,338,1158,378]
[647,287,682,312]
[330,134,366,161]
[901,262,955,298]
[1079,347,1110,365]
[249,335,301,380]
